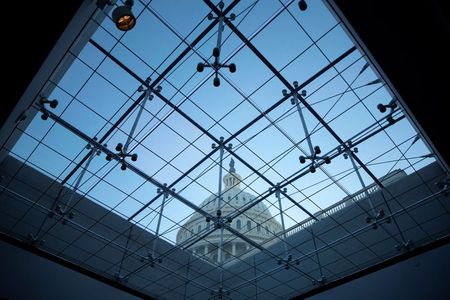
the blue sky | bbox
[10,0,434,245]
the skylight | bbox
[1,1,448,299]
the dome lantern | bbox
[223,158,242,190]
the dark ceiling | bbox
[333,0,449,166]
[2,1,83,129]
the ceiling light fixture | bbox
[112,0,136,31]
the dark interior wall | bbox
[0,240,141,300]
[1,238,448,300]
[306,243,450,300]
[332,0,450,165]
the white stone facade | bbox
[176,162,282,263]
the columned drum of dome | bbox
[176,159,282,263]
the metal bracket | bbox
[312,275,327,286]
[47,204,75,225]
[26,233,45,247]
[395,240,414,252]
[277,254,300,270]
[377,99,398,124]
[436,176,450,197]
[283,83,331,173]
[105,77,161,170]
[206,210,232,230]
[114,272,129,283]
[140,252,163,267]
[196,1,237,87]
[210,288,231,299]
[39,97,59,120]
[365,208,391,229]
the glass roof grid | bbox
[275,3,408,185]
[170,145,274,201]
[22,173,199,268]
[133,246,256,299]
[360,146,441,240]
[0,190,166,290]
[225,272,296,300]
[299,233,386,278]
[229,22,345,118]
[207,120,398,276]
[171,245,250,291]
[87,27,218,139]
[307,20,446,247]
[4,145,94,232]
[0,159,107,235]
[291,226,375,278]
[37,166,144,246]
[11,126,90,180]
[66,213,191,282]
[251,8,314,70]
[1,1,158,251]
[22,94,370,300]
[107,4,197,75]
[117,261,194,298]
[91,21,218,117]
[280,173,402,252]
[242,195,359,278]
[1,1,449,299]
[6,85,117,214]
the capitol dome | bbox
[176,159,282,263]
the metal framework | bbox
[0,0,448,299]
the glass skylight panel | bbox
[1,0,448,299]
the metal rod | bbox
[216,140,225,290]
[293,92,314,156]
[117,227,133,277]
[347,151,377,216]
[123,97,148,153]
[63,149,97,211]
[275,187,288,258]
[217,145,224,210]
[311,228,323,278]
[216,17,224,57]
[253,256,258,300]
[219,227,224,289]
[152,189,168,258]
